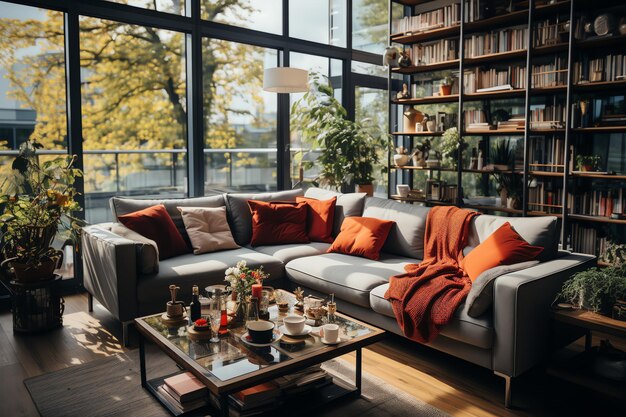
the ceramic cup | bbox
[246,320,275,343]
[283,315,306,334]
[322,323,339,343]
[396,184,410,198]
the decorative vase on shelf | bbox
[394,154,410,166]
[439,84,452,96]
[426,120,436,132]
[403,107,423,133]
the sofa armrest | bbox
[492,252,596,377]
[82,224,139,322]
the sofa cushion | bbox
[327,217,394,260]
[252,242,331,264]
[178,206,239,254]
[370,283,493,349]
[363,197,430,259]
[467,215,558,262]
[110,223,159,274]
[225,189,304,246]
[110,195,225,247]
[137,248,284,305]
[296,196,336,243]
[118,204,190,260]
[303,188,366,236]
[248,200,309,246]
[285,253,413,308]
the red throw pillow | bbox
[296,196,337,243]
[248,200,309,246]
[118,204,190,260]
[327,217,394,260]
[461,222,544,281]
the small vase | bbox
[439,84,452,96]
[228,294,248,329]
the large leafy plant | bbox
[557,266,626,314]
[0,140,83,270]
[291,72,389,190]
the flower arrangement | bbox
[224,260,268,299]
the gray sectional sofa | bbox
[82,187,595,407]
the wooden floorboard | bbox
[0,293,624,417]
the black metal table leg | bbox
[584,330,592,351]
[139,334,147,388]
[219,394,229,417]
[355,347,362,396]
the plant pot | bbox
[499,188,508,207]
[439,84,452,96]
[393,154,410,166]
[356,183,374,196]
[507,197,521,210]
[493,164,509,171]
[412,155,426,168]
[1,252,62,282]
[581,165,594,172]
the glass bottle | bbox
[189,285,201,323]
[217,289,229,335]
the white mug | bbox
[396,184,410,198]
[283,315,306,334]
[322,323,339,342]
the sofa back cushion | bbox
[327,217,394,260]
[178,206,239,254]
[224,189,304,245]
[110,195,225,246]
[248,200,309,246]
[303,188,366,236]
[466,214,559,262]
[362,197,429,259]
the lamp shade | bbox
[263,67,308,93]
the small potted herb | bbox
[439,73,455,96]
[491,139,513,171]
[576,155,601,172]
[557,266,626,314]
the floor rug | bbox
[25,351,450,417]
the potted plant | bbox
[439,73,455,96]
[440,127,466,168]
[0,140,83,282]
[557,266,626,314]
[491,139,512,171]
[576,155,601,172]
[291,72,390,195]
[493,172,523,209]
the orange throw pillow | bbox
[461,222,544,281]
[118,204,190,260]
[328,217,394,260]
[296,196,337,243]
[248,200,309,246]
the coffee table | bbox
[134,289,386,416]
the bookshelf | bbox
[388,0,626,263]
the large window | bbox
[203,40,278,193]
[202,0,282,35]
[105,0,185,15]
[79,18,187,223]
[289,0,347,47]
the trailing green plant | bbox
[0,139,84,270]
[576,155,601,171]
[557,266,626,313]
[440,127,465,168]
[600,242,626,267]
[491,139,513,167]
[290,72,390,190]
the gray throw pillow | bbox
[466,260,540,318]
[110,224,159,275]
[304,188,367,236]
[225,189,304,245]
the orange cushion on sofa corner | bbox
[248,200,309,246]
[461,222,544,281]
[296,196,336,243]
[118,204,190,260]
[327,217,394,260]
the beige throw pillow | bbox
[178,206,239,254]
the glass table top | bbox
[140,291,376,382]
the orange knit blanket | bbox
[384,206,480,343]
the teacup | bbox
[321,323,339,343]
[246,320,275,343]
[283,315,306,334]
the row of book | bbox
[529,103,566,129]
[528,181,563,214]
[408,80,460,98]
[532,57,568,88]
[464,109,488,131]
[529,136,565,173]
[463,65,526,93]
[567,189,625,218]
[392,3,460,34]
[157,372,208,414]
[572,54,626,84]
[571,224,609,257]
[534,18,568,48]
[410,39,458,66]
[464,26,528,58]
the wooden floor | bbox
[0,292,623,417]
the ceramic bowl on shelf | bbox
[393,154,410,166]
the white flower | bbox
[236,260,247,269]
[225,267,234,276]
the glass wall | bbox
[79,18,187,223]
[202,0,283,35]
[202,40,278,193]
[289,0,347,47]
[105,0,185,15]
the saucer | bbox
[240,330,282,347]
[321,336,341,345]
[278,324,312,337]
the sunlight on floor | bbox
[64,312,124,356]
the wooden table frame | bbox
[135,308,385,416]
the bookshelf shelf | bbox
[573,127,626,133]
[464,9,529,34]
[392,0,431,6]
[464,49,527,66]
[463,169,522,175]
[463,89,526,101]
[463,129,525,136]
[569,214,626,225]
[391,131,443,136]
[575,34,626,49]
[529,128,565,134]
[573,80,626,92]
[391,25,460,45]
[390,195,454,205]
[392,95,459,105]
[531,85,568,95]
[463,204,524,215]
[533,43,569,56]
[391,60,460,74]
[528,211,563,218]
[570,173,626,180]
[391,165,455,172]
[529,171,564,177]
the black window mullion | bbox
[186,0,204,197]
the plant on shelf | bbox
[600,242,626,267]
[576,155,601,172]
[440,127,465,168]
[557,266,626,314]
[0,139,83,282]
[493,171,523,209]
[490,139,513,170]
[291,72,390,195]
[439,72,455,96]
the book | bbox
[476,84,514,92]
[157,384,207,413]
[163,372,208,403]
[232,381,280,405]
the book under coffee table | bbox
[134,289,386,416]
